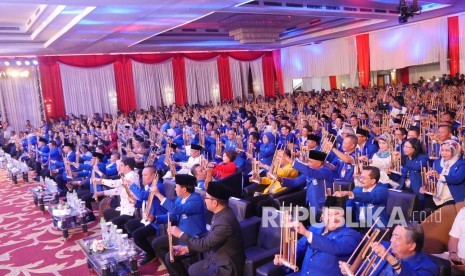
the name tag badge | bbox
[312,179,318,185]
[405,178,411,188]
[182,214,187,219]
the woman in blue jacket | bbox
[259,132,276,167]
[421,140,465,210]
[396,138,428,199]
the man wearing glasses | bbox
[339,221,438,275]
[168,181,245,276]
[333,166,389,230]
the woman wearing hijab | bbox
[259,132,277,168]
[420,140,465,210]
[360,134,399,188]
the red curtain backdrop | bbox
[356,34,371,87]
[38,57,66,119]
[272,49,284,94]
[38,51,275,114]
[38,55,136,115]
[329,76,337,90]
[262,52,276,98]
[172,55,188,106]
[217,54,233,101]
[113,56,136,114]
[399,67,409,84]
[448,16,460,76]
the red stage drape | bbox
[262,52,276,98]
[38,51,275,114]
[329,76,337,90]
[113,56,136,114]
[217,54,233,101]
[399,67,409,85]
[172,55,188,106]
[38,55,137,115]
[38,57,66,119]
[272,49,284,94]
[356,34,371,88]
[448,16,460,76]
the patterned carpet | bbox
[0,170,168,276]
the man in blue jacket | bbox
[150,174,207,275]
[265,196,361,275]
[339,221,439,275]
[334,166,389,229]
[281,150,334,219]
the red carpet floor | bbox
[0,170,168,276]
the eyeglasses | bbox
[204,196,214,201]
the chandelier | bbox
[220,14,292,44]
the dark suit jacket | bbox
[180,206,245,276]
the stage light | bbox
[32,60,38,65]
[24,61,30,65]
[16,61,22,66]
[4,61,10,66]
[8,70,19,78]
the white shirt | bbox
[450,208,465,258]
[102,170,140,216]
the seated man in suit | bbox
[169,181,246,276]
[267,196,361,275]
[333,166,389,229]
[339,221,439,275]
[150,174,207,275]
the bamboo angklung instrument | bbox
[168,212,174,263]
[279,202,299,272]
[141,174,158,225]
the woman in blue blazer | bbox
[396,138,428,199]
[259,132,276,167]
[421,140,465,210]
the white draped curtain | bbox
[459,14,465,74]
[185,58,220,106]
[228,58,245,99]
[229,57,265,98]
[131,60,175,109]
[370,17,448,72]
[60,63,118,116]
[281,36,357,92]
[250,58,265,97]
[0,67,42,131]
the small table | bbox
[29,187,60,213]
[76,235,143,276]
[47,204,91,238]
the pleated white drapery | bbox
[228,58,245,99]
[369,17,448,72]
[131,60,175,109]
[185,58,220,106]
[249,58,265,97]
[60,63,118,116]
[459,14,465,75]
[0,67,42,131]
[281,36,357,92]
[229,57,265,98]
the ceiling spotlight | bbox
[4,61,10,66]
[16,61,22,66]
[32,60,38,65]
[24,61,30,65]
